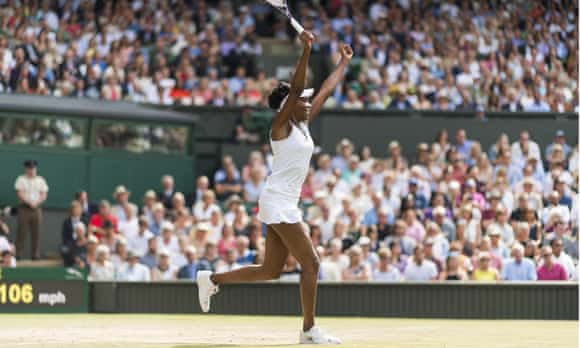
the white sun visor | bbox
[278,88,315,111]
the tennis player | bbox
[198,30,353,344]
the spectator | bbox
[404,245,438,281]
[549,239,576,280]
[148,203,166,236]
[157,175,176,209]
[116,250,151,281]
[537,246,567,281]
[89,200,118,240]
[151,249,178,281]
[198,241,221,272]
[342,246,370,281]
[127,216,154,258]
[140,237,159,270]
[372,248,402,282]
[501,244,537,281]
[177,246,199,280]
[439,255,468,281]
[14,160,48,259]
[216,249,242,273]
[61,200,85,266]
[89,245,115,281]
[545,130,572,159]
[111,185,138,223]
[1,250,16,268]
[472,252,499,281]
[74,191,97,224]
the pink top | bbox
[537,263,567,281]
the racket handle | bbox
[289,16,304,35]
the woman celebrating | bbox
[197,31,352,344]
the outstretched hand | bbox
[339,44,354,61]
[299,31,315,48]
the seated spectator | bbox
[545,130,572,160]
[89,200,118,239]
[149,203,167,236]
[472,252,499,281]
[244,167,266,203]
[214,156,241,183]
[384,220,416,256]
[151,249,178,281]
[74,191,97,224]
[198,241,221,272]
[193,190,221,222]
[439,255,468,281]
[342,246,370,281]
[403,245,438,281]
[61,200,85,266]
[217,223,236,258]
[388,90,413,110]
[116,250,151,281]
[177,246,199,280]
[215,161,243,201]
[118,204,138,238]
[140,237,158,269]
[89,245,115,281]
[235,235,256,265]
[156,175,176,210]
[372,248,402,282]
[110,238,128,270]
[537,246,567,281]
[548,239,576,280]
[187,176,210,207]
[111,185,138,223]
[157,222,179,255]
[216,249,242,273]
[501,244,537,281]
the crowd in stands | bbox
[0,0,577,111]
[40,127,577,282]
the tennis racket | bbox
[264,0,305,34]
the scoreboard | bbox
[0,267,88,313]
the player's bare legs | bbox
[211,225,288,284]
[270,222,319,332]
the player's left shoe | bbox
[196,270,219,313]
[300,326,342,344]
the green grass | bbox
[0,314,577,348]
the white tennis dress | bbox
[258,121,314,224]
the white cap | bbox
[161,221,174,231]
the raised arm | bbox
[271,31,314,140]
[309,44,353,120]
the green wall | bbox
[0,149,194,209]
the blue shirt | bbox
[363,207,395,227]
[501,258,537,281]
[177,263,198,280]
[455,140,473,159]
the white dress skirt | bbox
[258,122,314,225]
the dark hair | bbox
[268,83,290,110]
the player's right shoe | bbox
[196,270,219,313]
[299,326,342,344]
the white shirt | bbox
[90,261,116,281]
[152,265,177,281]
[193,203,221,221]
[372,266,402,282]
[116,262,151,281]
[118,217,139,238]
[319,260,342,281]
[553,252,577,280]
[404,259,437,281]
[126,229,154,257]
[14,175,49,205]
[157,235,180,254]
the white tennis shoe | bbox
[196,270,219,313]
[299,326,341,344]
